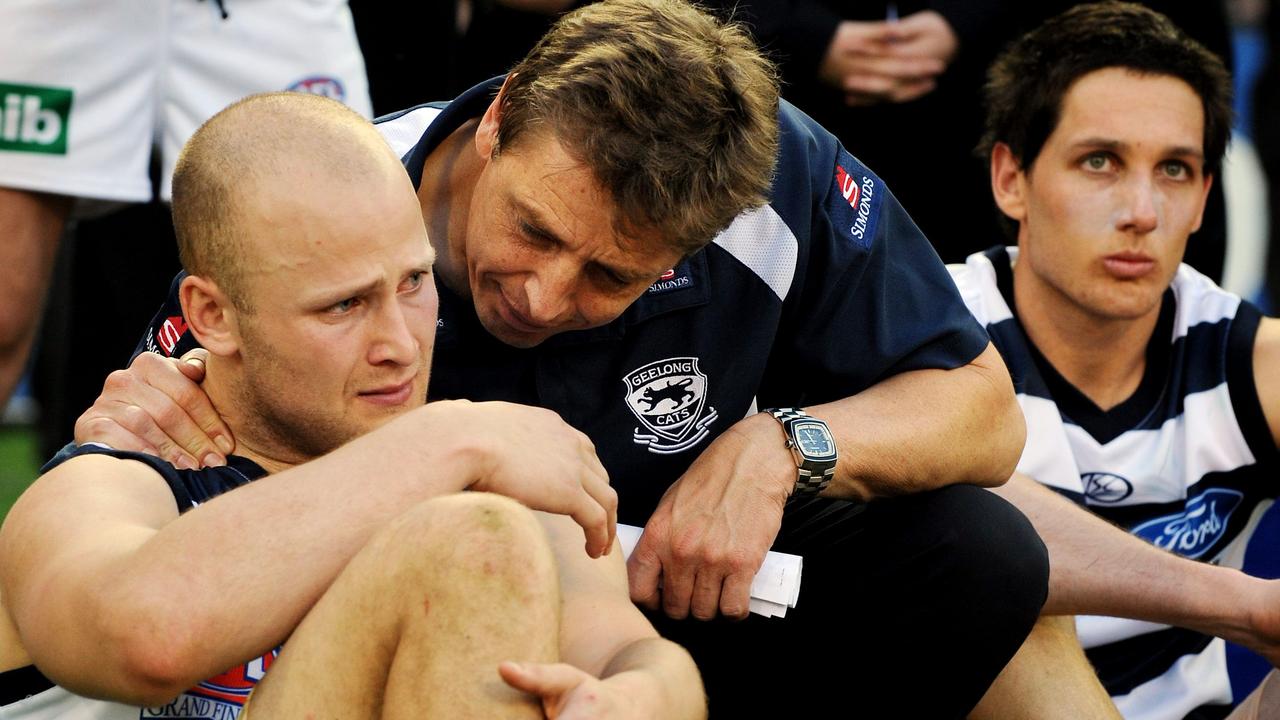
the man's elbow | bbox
[967,344,1025,487]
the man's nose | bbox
[1116,176,1159,235]
[368,299,419,365]
[523,261,576,326]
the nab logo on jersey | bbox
[1132,488,1244,559]
[0,82,72,155]
[287,75,346,101]
[623,357,718,455]
[1082,472,1133,503]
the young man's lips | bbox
[1103,254,1156,279]
[359,381,414,405]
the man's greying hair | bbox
[171,92,393,311]
[497,0,779,255]
[979,2,1232,177]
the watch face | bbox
[794,421,835,459]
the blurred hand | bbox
[73,348,234,469]
[820,11,957,106]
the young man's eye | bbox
[1083,153,1111,171]
[329,298,359,314]
[401,270,427,292]
[1161,161,1190,179]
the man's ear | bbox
[991,142,1029,225]
[179,275,241,357]
[1189,172,1214,234]
[475,75,514,160]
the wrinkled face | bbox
[1002,68,1212,323]
[234,164,438,458]
[463,129,684,348]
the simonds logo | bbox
[835,165,861,210]
[1131,488,1244,559]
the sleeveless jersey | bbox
[950,246,1280,720]
[1,446,273,720]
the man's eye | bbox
[329,298,359,314]
[1161,161,1190,179]
[402,271,425,292]
[1084,153,1111,171]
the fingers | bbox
[689,569,725,621]
[627,537,663,611]
[74,353,233,467]
[498,661,582,697]
[176,348,210,382]
[660,542,697,620]
[718,571,754,621]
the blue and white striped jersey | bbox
[951,245,1280,720]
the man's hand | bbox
[499,662,651,719]
[820,11,957,106]
[445,401,618,559]
[627,414,792,620]
[74,349,234,469]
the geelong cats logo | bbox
[623,357,718,455]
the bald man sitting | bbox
[0,93,704,720]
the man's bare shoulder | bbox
[1,451,180,562]
[1252,316,1280,448]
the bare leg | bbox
[1226,670,1280,719]
[969,615,1121,720]
[246,493,560,719]
[0,188,70,409]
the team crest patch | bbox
[286,75,346,101]
[623,357,718,455]
[1081,472,1133,504]
[1131,488,1244,559]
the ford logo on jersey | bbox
[1131,488,1244,559]
[1081,472,1133,503]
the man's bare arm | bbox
[991,472,1280,666]
[2,402,616,705]
[630,341,1024,620]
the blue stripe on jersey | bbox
[1087,625,1217,699]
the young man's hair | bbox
[978,2,1232,178]
[497,0,779,256]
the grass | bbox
[0,426,41,523]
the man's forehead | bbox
[1055,68,1204,147]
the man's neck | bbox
[417,118,483,299]
[1012,260,1161,411]
[201,360,305,475]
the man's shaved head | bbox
[171,92,401,311]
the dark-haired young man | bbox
[952,3,1280,716]
[72,1,1048,715]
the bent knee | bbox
[926,485,1050,612]
[365,493,557,587]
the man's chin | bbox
[477,314,553,349]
